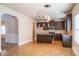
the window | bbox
[0,25,6,35]
[74,14,79,44]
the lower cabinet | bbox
[62,34,72,48]
[54,34,62,41]
[37,34,53,43]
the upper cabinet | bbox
[37,22,43,27]
[36,13,72,31]
[54,21,65,30]
[36,20,65,30]
[43,22,48,30]
[65,13,72,31]
[48,20,65,30]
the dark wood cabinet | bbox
[43,22,48,30]
[65,14,72,31]
[37,22,43,27]
[37,34,53,43]
[55,21,65,30]
[46,20,65,30]
[49,20,55,26]
[36,20,65,30]
[54,34,62,41]
[62,34,72,48]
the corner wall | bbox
[0,5,33,51]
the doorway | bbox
[1,14,18,50]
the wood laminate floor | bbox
[2,41,75,56]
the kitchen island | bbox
[37,33,53,43]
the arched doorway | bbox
[1,14,18,50]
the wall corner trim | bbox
[72,47,79,56]
[18,40,32,46]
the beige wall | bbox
[72,3,79,55]
[0,5,33,50]
[0,17,1,52]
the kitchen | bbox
[33,13,72,48]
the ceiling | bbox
[1,3,74,20]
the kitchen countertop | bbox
[37,30,65,34]
[37,30,72,35]
[37,33,53,35]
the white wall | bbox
[0,5,33,50]
[72,4,79,56]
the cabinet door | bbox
[43,22,48,30]
[65,14,72,31]
[55,21,65,30]
[37,22,43,27]
[55,34,62,41]
[49,20,55,26]
[62,35,72,48]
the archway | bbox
[1,14,18,50]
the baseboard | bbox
[18,40,32,46]
[72,47,79,56]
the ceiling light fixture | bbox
[44,4,51,8]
